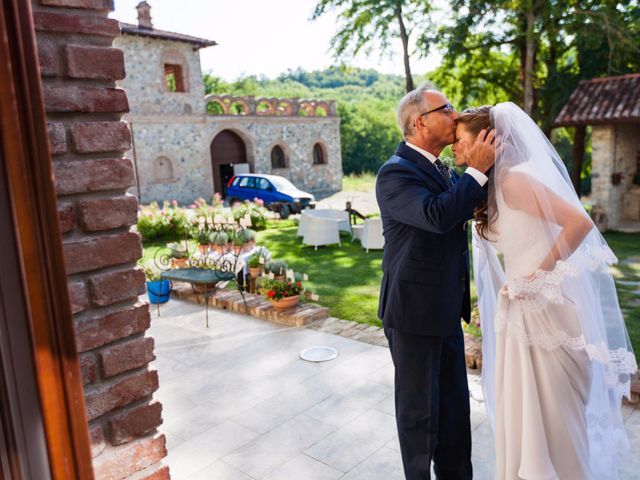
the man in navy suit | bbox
[376,86,495,479]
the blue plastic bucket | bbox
[147,280,171,304]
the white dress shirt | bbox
[405,142,488,187]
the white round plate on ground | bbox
[299,346,339,362]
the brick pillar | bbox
[32,1,169,478]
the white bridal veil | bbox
[472,102,637,476]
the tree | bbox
[312,0,435,93]
[432,0,639,194]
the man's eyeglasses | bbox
[420,103,455,116]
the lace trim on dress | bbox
[506,244,618,304]
[495,317,638,397]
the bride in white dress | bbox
[453,103,637,479]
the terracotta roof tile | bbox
[553,73,640,127]
[119,22,217,49]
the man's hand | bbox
[466,129,496,174]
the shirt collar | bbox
[405,141,438,165]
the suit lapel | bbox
[395,142,449,191]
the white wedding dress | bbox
[472,103,636,480]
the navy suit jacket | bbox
[375,142,487,336]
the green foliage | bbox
[231,199,269,230]
[265,259,288,276]
[166,241,189,259]
[142,262,161,281]
[137,201,190,242]
[338,102,400,174]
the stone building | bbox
[554,73,640,231]
[115,2,342,205]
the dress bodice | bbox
[487,194,560,281]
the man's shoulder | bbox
[377,153,417,177]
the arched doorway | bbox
[210,130,249,196]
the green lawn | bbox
[142,229,639,361]
[603,232,640,360]
[341,172,377,192]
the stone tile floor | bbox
[150,299,639,480]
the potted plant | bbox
[193,227,211,254]
[265,259,288,281]
[167,241,189,268]
[143,263,171,304]
[247,251,264,278]
[258,277,304,310]
[241,228,257,252]
[210,230,229,254]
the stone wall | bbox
[114,34,206,116]
[34,1,168,478]
[127,114,342,205]
[591,124,640,229]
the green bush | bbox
[232,199,268,230]
[137,201,190,242]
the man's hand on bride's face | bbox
[465,128,496,174]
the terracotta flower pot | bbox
[274,274,286,282]
[249,266,262,278]
[172,257,189,268]
[269,295,300,310]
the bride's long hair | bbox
[456,106,494,239]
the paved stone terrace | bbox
[150,298,639,480]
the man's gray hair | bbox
[397,82,437,138]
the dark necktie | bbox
[434,158,453,187]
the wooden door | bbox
[210,130,248,194]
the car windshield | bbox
[269,176,297,191]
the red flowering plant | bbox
[257,277,304,300]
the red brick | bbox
[63,232,141,275]
[65,45,125,81]
[58,202,75,233]
[37,37,60,77]
[47,122,67,156]
[41,0,114,9]
[68,280,87,314]
[77,195,138,232]
[89,423,106,458]
[79,352,98,385]
[100,336,154,378]
[53,157,134,195]
[84,370,158,420]
[138,465,170,480]
[92,434,166,480]
[88,267,146,307]
[43,85,128,113]
[33,11,120,37]
[70,121,131,154]
[74,302,150,352]
[108,400,162,445]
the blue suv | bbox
[225,174,316,219]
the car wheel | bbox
[279,204,290,219]
[228,197,242,207]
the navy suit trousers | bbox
[384,325,472,480]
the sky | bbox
[110,0,442,81]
